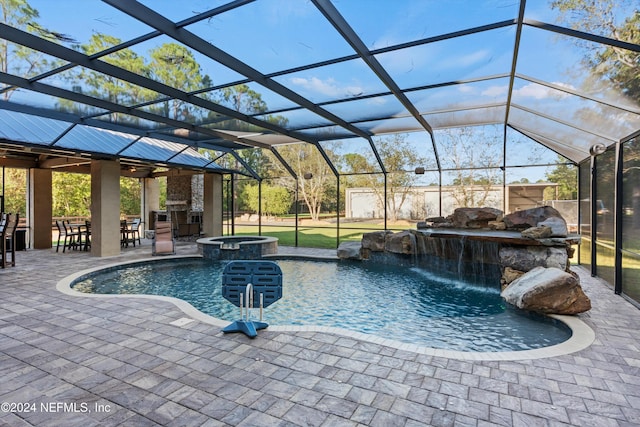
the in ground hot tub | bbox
[197,235,278,260]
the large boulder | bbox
[499,246,568,272]
[503,206,568,237]
[384,230,414,255]
[521,225,552,239]
[337,241,362,260]
[488,220,506,230]
[446,207,503,229]
[361,231,390,252]
[538,217,569,237]
[501,266,591,315]
[501,266,525,288]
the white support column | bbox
[203,172,223,237]
[91,159,121,257]
[28,168,53,249]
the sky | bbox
[8,0,638,183]
[24,1,584,89]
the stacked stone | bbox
[338,206,591,315]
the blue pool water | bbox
[72,258,571,352]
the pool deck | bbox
[1,240,639,426]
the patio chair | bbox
[1,213,19,268]
[83,220,91,251]
[55,220,71,252]
[0,213,7,254]
[120,219,128,247]
[123,218,141,247]
[59,220,81,252]
[152,221,175,255]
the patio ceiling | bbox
[0,0,638,176]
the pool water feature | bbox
[71,258,572,352]
[197,235,278,260]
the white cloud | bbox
[458,84,476,94]
[514,83,551,99]
[438,49,491,69]
[513,82,574,100]
[289,76,364,98]
[477,82,577,100]
[553,82,577,92]
[481,85,508,97]
[366,96,388,106]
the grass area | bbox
[229,222,413,249]
[231,225,360,248]
[49,221,411,249]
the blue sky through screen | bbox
[11,0,639,183]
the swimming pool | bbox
[70,257,572,352]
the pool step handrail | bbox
[221,261,283,338]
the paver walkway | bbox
[1,242,639,426]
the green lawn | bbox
[229,222,413,249]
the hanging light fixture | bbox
[589,143,606,156]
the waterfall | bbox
[362,226,575,291]
[412,231,501,288]
[457,236,467,279]
[408,232,418,266]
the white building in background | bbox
[345,183,576,223]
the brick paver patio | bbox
[1,241,639,426]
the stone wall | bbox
[167,175,193,204]
[338,206,591,315]
[166,174,203,236]
[359,229,503,286]
[197,236,278,260]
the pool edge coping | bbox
[56,255,596,362]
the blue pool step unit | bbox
[221,260,283,338]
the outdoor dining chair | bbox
[0,213,6,233]
[122,218,141,247]
[120,219,128,247]
[57,220,81,252]
[1,213,19,268]
[54,220,67,252]
[0,213,7,261]
[83,220,91,251]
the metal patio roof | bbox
[0,0,638,177]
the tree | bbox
[0,0,66,100]
[52,172,91,216]
[274,143,336,221]
[544,157,577,200]
[343,134,428,222]
[236,147,276,179]
[2,168,144,219]
[210,83,289,130]
[55,33,154,120]
[148,43,207,121]
[439,127,502,208]
[241,183,292,216]
[120,177,141,216]
[1,167,26,214]
[84,35,150,101]
[200,82,285,214]
[217,84,267,117]
[551,0,639,100]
